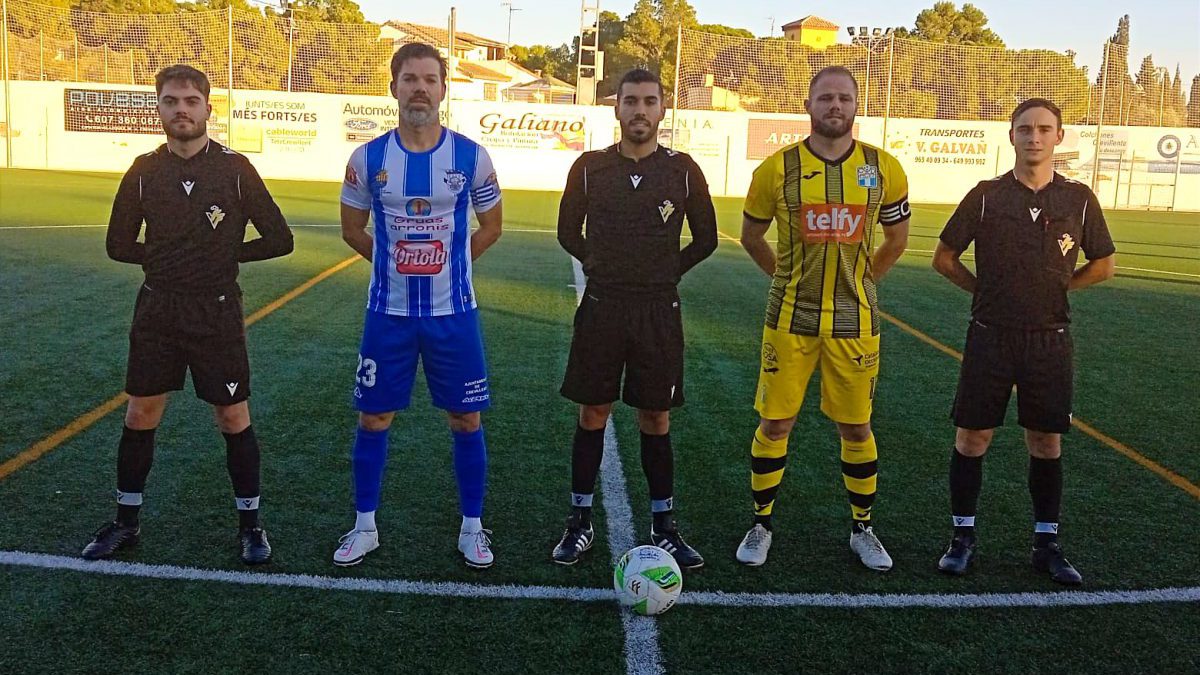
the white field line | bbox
[570,256,665,675]
[3,551,1198,610]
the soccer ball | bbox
[613,545,683,616]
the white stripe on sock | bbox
[1035,522,1059,534]
[235,496,260,511]
[115,491,143,506]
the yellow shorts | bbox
[754,326,880,425]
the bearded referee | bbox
[83,65,293,564]
[551,68,717,569]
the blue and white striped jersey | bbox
[341,128,501,317]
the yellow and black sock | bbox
[841,435,878,531]
[750,427,788,529]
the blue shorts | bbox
[354,309,491,413]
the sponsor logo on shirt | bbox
[1058,233,1075,256]
[406,198,432,217]
[394,240,447,275]
[798,204,867,243]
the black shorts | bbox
[126,284,251,405]
[560,289,685,410]
[951,321,1073,434]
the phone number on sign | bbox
[913,156,988,165]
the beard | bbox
[163,117,207,142]
[622,118,658,144]
[811,113,853,140]
[400,100,438,127]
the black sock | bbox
[1029,456,1062,547]
[753,515,773,531]
[115,426,156,526]
[571,424,605,499]
[949,448,983,537]
[570,505,593,527]
[224,426,262,530]
[640,431,674,530]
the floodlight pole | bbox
[2,0,11,167]
[671,23,681,149]
[1091,41,1109,193]
[882,35,894,147]
[447,7,455,129]
[285,1,295,93]
[228,7,235,145]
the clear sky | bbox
[354,0,1199,83]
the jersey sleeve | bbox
[879,151,911,226]
[340,144,372,210]
[470,147,502,213]
[939,184,985,253]
[556,154,589,263]
[1080,189,1116,260]
[743,155,780,224]
[237,156,294,263]
[679,156,718,276]
[105,157,146,264]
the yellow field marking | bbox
[0,254,362,482]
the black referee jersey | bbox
[940,171,1116,330]
[557,144,718,295]
[106,140,293,293]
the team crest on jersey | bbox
[406,198,432,217]
[856,165,879,188]
[443,169,468,194]
[373,168,389,187]
[1058,233,1075,256]
[658,199,675,223]
[206,205,226,229]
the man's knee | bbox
[956,427,993,457]
[636,409,670,435]
[579,404,612,431]
[1025,430,1061,459]
[213,402,251,434]
[836,422,872,443]
[758,417,795,442]
[448,411,481,434]
[125,395,167,430]
[359,411,394,432]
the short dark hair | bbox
[1011,98,1062,129]
[391,42,448,83]
[155,65,210,99]
[809,65,859,96]
[617,68,664,99]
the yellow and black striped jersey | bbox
[743,139,910,338]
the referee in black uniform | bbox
[83,65,293,564]
[551,69,718,569]
[932,98,1115,585]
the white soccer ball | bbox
[613,545,683,616]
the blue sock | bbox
[452,428,488,519]
[351,427,389,513]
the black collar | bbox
[804,137,856,166]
